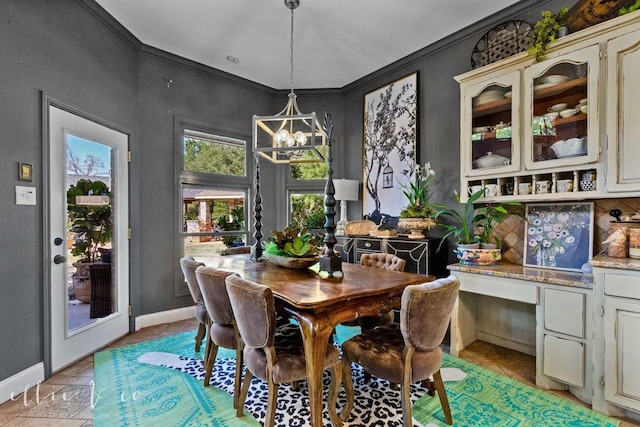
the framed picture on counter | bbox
[524,201,594,272]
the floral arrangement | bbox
[399,162,436,218]
[264,226,319,258]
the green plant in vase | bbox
[431,188,485,252]
[528,7,569,62]
[263,226,320,269]
[397,163,437,239]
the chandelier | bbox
[252,0,326,164]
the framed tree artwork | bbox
[362,72,417,226]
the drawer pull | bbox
[364,242,371,248]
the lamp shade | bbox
[333,179,359,201]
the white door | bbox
[49,105,129,372]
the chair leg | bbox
[236,369,253,417]
[339,359,354,421]
[203,340,219,387]
[233,345,243,409]
[400,382,413,427]
[327,364,343,427]
[194,322,206,352]
[433,370,453,425]
[265,380,279,427]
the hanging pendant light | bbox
[252,0,326,164]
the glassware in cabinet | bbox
[523,45,600,170]
[462,70,521,177]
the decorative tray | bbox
[345,220,378,236]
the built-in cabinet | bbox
[335,236,448,277]
[605,28,640,192]
[592,263,640,418]
[455,12,640,202]
[447,265,593,404]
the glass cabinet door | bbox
[523,45,600,170]
[462,71,520,177]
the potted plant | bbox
[66,179,112,302]
[397,162,437,239]
[431,189,520,265]
[263,226,319,269]
[528,7,569,62]
[218,206,244,247]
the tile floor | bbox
[0,318,639,426]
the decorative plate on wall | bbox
[471,20,533,69]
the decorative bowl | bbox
[454,247,501,266]
[548,103,568,112]
[542,74,570,84]
[551,137,587,158]
[263,253,319,269]
[473,151,510,169]
[579,180,596,192]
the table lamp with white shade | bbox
[333,179,360,236]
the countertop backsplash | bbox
[491,198,640,265]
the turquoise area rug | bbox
[94,328,619,426]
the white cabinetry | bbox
[540,287,592,402]
[593,267,640,416]
[606,28,640,192]
[448,266,593,404]
[455,12,640,202]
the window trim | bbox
[174,116,252,297]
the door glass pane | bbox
[471,84,513,170]
[66,135,113,333]
[182,186,246,263]
[531,62,588,163]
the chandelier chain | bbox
[289,7,295,94]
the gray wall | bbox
[0,0,573,383]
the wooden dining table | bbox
[206,253,434,427]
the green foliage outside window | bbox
[290,147,328,180]
[184,138,245,176]
[290,194,325,230]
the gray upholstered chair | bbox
[225,274,342,427]
[335,275,460,426]
[357,252,406,329]
[195,266,242,408]
[179,257,208,352]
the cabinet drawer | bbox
[604,272,640,300]
[544,288,585,338]
[543,334,585,388]
[356,239,380,251]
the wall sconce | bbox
[333,179,359,236]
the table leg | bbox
[295,313,334,427]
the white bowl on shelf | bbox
[548,103,568,112]
[542,74,570,84]
[551,137,587,158]
[560,108,578,118]
[473,152,510,169]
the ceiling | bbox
[95,0,523,90]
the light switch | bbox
[16,186,36,205]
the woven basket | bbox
[471,20,532,69]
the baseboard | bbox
[0,363,45,405]
[134,306,195,331]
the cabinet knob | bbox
[364,242,371,248]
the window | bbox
[290,147,328,180]
[179,125,249,273]
[184,130,246,176]
[289,192,325,231]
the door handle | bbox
[53,255,66,264]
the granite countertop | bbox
[590,254,640,271]
[447,262,593,289]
